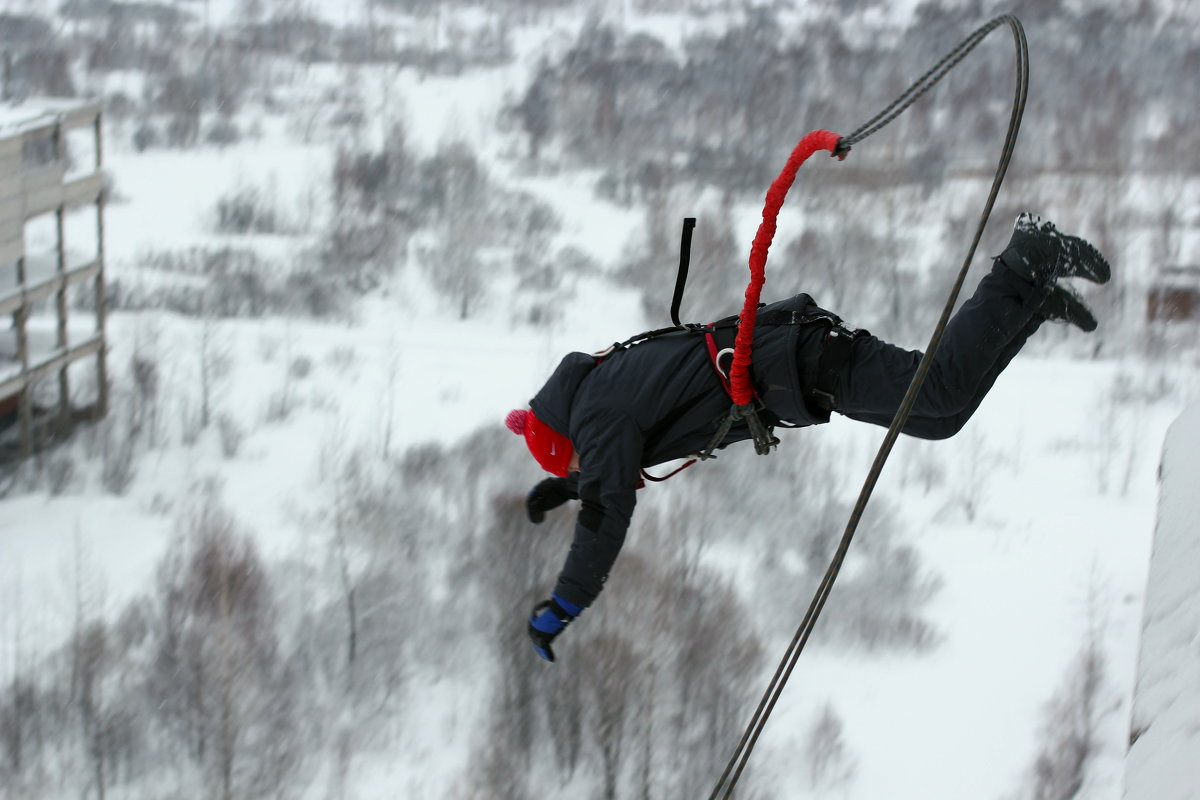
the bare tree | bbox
[1019,584,1111,800]
[76,620,112,800]
[97,373,145,495]
[580,633,637,800]
[197,316,232,431]
[318,433,364,678]
[805,703,857,790]
[420,139,491,318]
[0,569,42,791]
[464,489,767,799]
[147,480,300,799]
[378,337,401,461]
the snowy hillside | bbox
[1,2,1199,799]
[1125,402,1200,800]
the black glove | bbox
[525,476,578,524]
[527,594,582,662]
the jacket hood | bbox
[529,352,597,437]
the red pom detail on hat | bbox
[505,408,573,477]
[505,409,528,435]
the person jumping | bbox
[506,213,1111,662]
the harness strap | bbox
[600,309,860,470]
[755,308,841,327]
[704,331,734,397]
[641,460,696,482]
[670,218,697,327]
[808,323,863,413]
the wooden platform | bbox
[0,99,108,458]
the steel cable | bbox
[708,15,1028,799]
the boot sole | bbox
[1040,284,1098,332]
[1014,214,1111,285]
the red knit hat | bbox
[506,409,573,477]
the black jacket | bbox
[529,294,837,609]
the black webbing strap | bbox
[756,308,840,328]
[670,218,697,327]
[545,597,574,622]
[708,308,839,350]
[808,324,861,413]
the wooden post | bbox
[56,203,71,426]
[14,256,31,458]
[94,111,108,419]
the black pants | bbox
[834,259,1048,440]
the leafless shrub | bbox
[197,319,232,431]
[205,117,242,148]
[805,703,857,791]
[264,388,296,424]
[1018,600,1110,800]
[288,355,313,381]
[1022,633,1104,796]
[45,449,77,496]
[214,184,280,235]
[216,414,245,459]
[325,346,357,374]
[108,248,350,320]
[98,388,140,496]
[147,482,303,798]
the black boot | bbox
[998,213,1111,286]
[1036,283,1098,332]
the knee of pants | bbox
[903,414,968,441]
[915,365,980,421]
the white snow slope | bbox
[1125,402,1200,800]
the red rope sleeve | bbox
[729,129,844,406]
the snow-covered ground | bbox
[1,4,1198,799]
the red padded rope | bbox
[729,129,845,406]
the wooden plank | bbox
[21,272,64,306]
[60,103,102,130]
[0,236,21,266]
[17,122,58,146]
[65,259,101,285]
[62,172,104,208]
[0,371,26,402]
[0,285,26,316]
[0,259,98,316]
[22,163,69,218]
[26,336,103,384]
[0,196,21,237]
[0,175,21,203]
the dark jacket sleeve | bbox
[552,407,643,609]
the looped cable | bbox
[708,14,1029,800]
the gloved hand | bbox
[527,594,583,662]
[525,477,577,524]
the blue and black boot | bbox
[998,212,1111,286]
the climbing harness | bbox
[707,14,1029,799]
[599,302,851,483]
